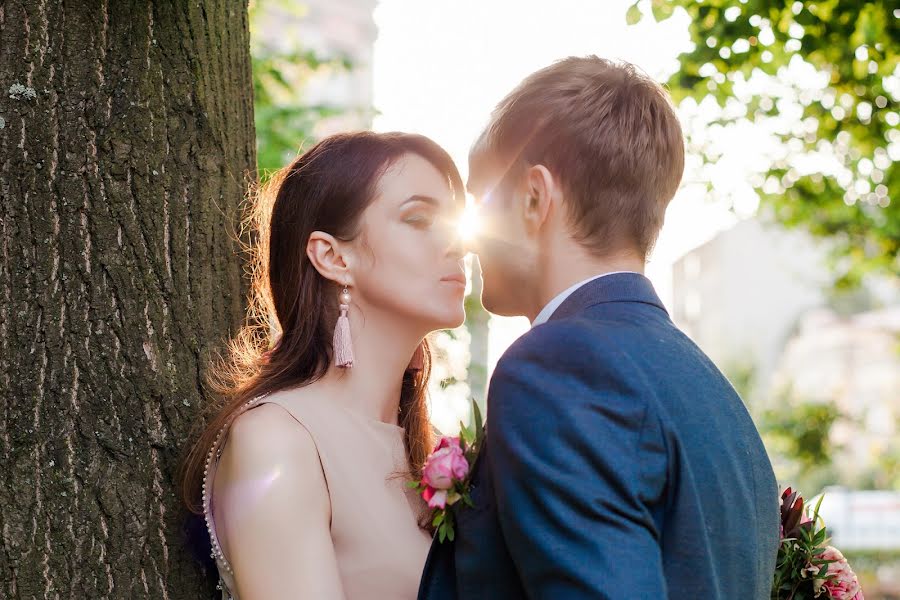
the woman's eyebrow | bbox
[401,195,441,207]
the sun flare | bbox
[457,195,482,242]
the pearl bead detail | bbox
[339,287,352,306]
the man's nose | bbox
[461,231,479,256]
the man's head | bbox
[468,56,684,316]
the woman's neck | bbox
[318,306,423,426]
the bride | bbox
[180,131,467,599]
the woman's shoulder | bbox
[261,384,332,419]
[232,398,304,433]
[259,385,362,438]
[220,385,342,475]
[216,400,330,519]
[225,400,319,469]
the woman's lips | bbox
[440,273,466,287]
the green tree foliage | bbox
[761,390,842,494]
[250,1,351,178]
[630,1,899,287]
[762,396,841,472]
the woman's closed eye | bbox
[404,213,435,228]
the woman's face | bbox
[349,153,466,332]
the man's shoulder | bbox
[489,309,716,426]
[500,311,664,369]
[503,318,592,358]
[488,318,656,422]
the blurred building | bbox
[772,306,900,477]
[671,218,830,399]
[672,217,899,402]
[816,488,900,552]
[673,217,900,492]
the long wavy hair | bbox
[180,131,465,520]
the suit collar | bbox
[532,271,639,327]
[548,272,668,322]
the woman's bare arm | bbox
[214,403,345,600]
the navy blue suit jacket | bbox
[418,273,778,599]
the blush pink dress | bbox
[202,392,433,599]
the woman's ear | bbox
[307,231,352,285]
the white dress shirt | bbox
[531,272,640,327]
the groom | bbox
[418,56,779,599]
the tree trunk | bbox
[0,1,255,598]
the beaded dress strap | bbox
[202,394,269,578]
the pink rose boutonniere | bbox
[408,402,485,543]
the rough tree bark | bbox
[0,1,255,597]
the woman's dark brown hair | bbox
[180,131,464,517]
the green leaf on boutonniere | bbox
[459,417,475,448]
[436,508,457,543]
[473,400,484,446]
[459,425,471,447]
[458,399,486,454]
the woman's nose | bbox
[446,227,465,259]
[436,213,465,258]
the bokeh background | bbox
[251,0,899,594]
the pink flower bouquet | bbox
[772,487,864,600]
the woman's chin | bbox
[428,306,466,331]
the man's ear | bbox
[521,164,557,234]
[307,231,352,285]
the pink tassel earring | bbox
[333,285,354,368]
[408,342,425,372]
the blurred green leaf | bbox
[626,2,643,25]
[251,1,355,179]
[650,0,674,21]
[635,0,899,286]
[762,396,841,471]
